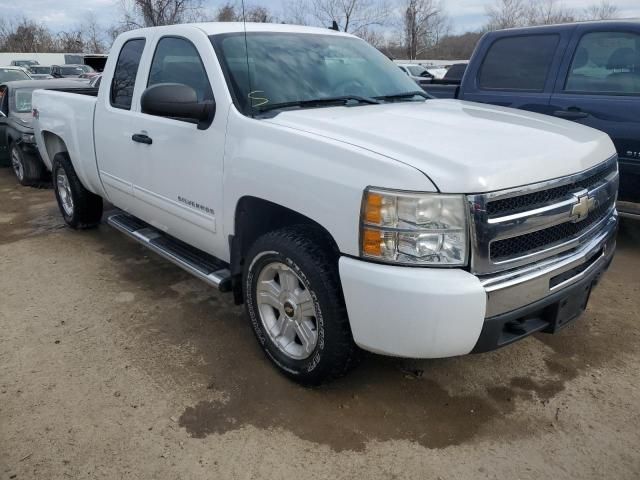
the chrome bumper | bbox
[480,213,617,317]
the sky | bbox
[4,0,640,35]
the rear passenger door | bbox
[460,32,568,114]
[550,26,640,203]
[94,37,147,211]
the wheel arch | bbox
[41,131,69,169]
[229,196,342,304]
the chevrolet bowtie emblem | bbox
[571,190,595,222]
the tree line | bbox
[0,0,622,60]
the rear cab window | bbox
[110,38,146,110]
[479,35,560,91]
[565,31,640,95]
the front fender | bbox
[222,109,436,256]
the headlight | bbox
[21,133,36,143]
[360,188,468,266]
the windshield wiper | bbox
[375,91,431,102]
[255,95,380,114]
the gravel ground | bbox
[1,167,639,480]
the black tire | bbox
[52,152,103,229]
[10,142,44,187]
[243,225,358,386]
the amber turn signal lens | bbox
[362,228,382,256]
[364,192,383,225]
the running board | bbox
[107,212,232,292]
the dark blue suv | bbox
[426,20,640,218]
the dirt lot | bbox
[1,167,639,480]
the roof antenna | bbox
[241,0,255,117]
[329,20,339,31]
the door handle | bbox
[132,133,152,145]
[553,108,589,120]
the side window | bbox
[565,31,640,94]
[148,37,213,103]
[110,38,146,110]
[479,35,560,91]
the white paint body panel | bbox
[266,100,616,193]
[31,22,618,359]
[339,257,487,357]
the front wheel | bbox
[52,152,103,229]
[243,226,358,385]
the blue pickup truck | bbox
[425,20,640,218]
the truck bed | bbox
[32,88,103,197]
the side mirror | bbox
[140,83,215,130]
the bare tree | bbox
[486,0,577,30]
[526,0,574,25]
[57,31,84,52]
[403,0,448,60]
[245,6,274,23]
[82,12,106,53]
[282,0,312,25]
[582,0,619,20]
[216,3,239,21]
[119,0,205,28]
[485,0,528,30]
[296,0,390,34]
[0,18,57,53]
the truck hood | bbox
[265,99,615,193]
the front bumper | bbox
[339,214,617,358]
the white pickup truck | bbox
[32,23,619,384]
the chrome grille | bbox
[486,162,617,217]
[468,156,619,275]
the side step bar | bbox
[107,212,232,292]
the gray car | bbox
[28,65,54,80]
[0,79,84,185]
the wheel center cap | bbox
[283,301,296,318]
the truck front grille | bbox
[468,156,619,275]
[490,201,611,261]
[486,162,617,217]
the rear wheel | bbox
[10,142,44,187]
[244,226,358,385]
[52,152,103,229]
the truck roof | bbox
[487,18,640,35]
[123,22,354,38]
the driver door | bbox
[129,30,227,256]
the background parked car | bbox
[0,79,84,185]
[0,67,32,83]
[10,59,39,68]
[397,63,434,88]
[423,20,640,218]
[28,65,54,79]
[425,66,448,79]
[89,74,102,88]
[51,64,95,78]
[430,63,467,85]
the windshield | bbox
[14,60,38,67]
[30,66,51,74]
[211,32,420,114]
[12,89,35,113]
[0,68,30,82]
[60,65,93,75]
